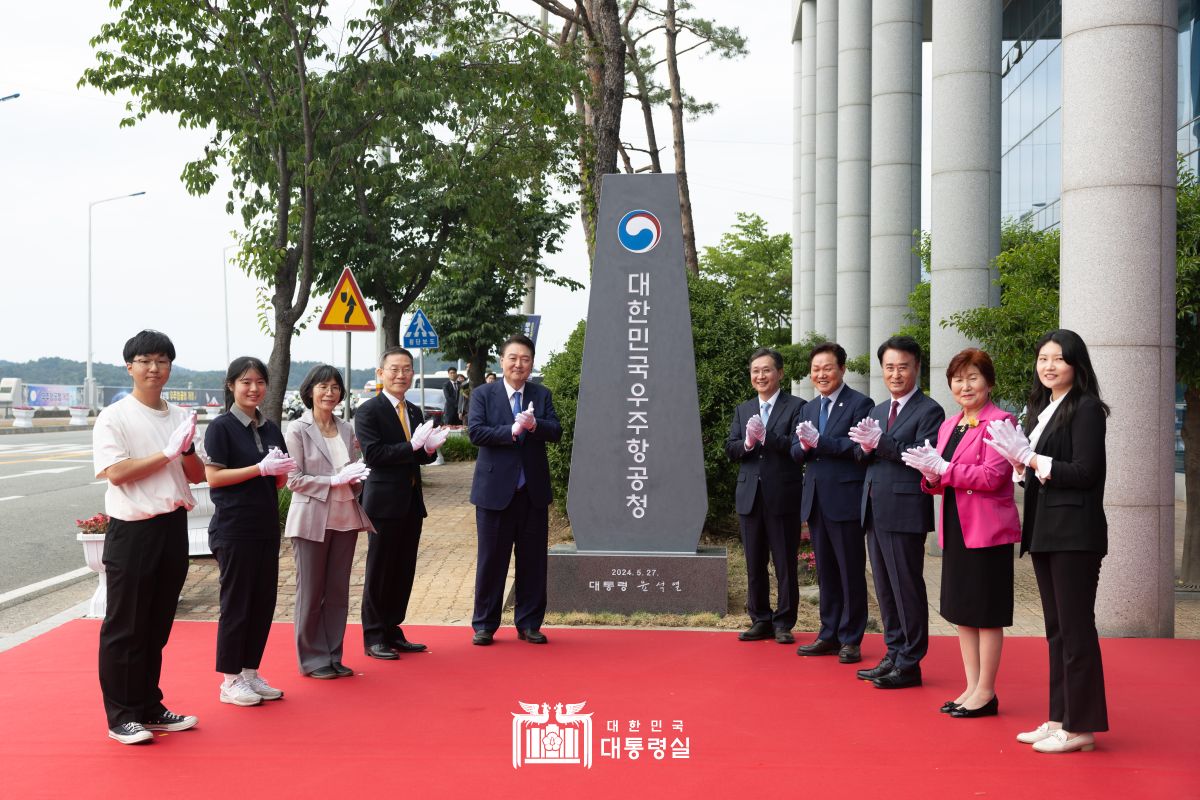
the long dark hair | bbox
[223,356,270,412]
[1023,329,1109,436]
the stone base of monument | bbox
[547,544,728,615]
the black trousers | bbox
[98,507,188,727]
[866,506,928,670]
[211,537,280,674]
[808,497,868,646]
[1032,550,1109,732]
[739,491,801,630]
[473,489,548,633]
[361,497,424,647]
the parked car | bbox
[404,388,446,427]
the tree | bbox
[699,212,792,348]
[1177,161,1200,588]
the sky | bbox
[0,2,803,376]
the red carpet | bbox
[1,621,1197,799]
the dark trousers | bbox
[866,508,929,670]
[361,499,423,647]
[808,498,868,645]
[212,537,280,674]
[98,507,188,727]
[473,489,548,633]
[739,493,801,630]
[1032,550,1109,732]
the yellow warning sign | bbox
[317,268,376,332]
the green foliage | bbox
[898,280,931,391]
[776,330,833,387]
[439,434,478,462]
[1178,160,1200,388]
[541,320,587,513]
[277,487,291,533]
[949,220,1060,409]
[699,212,792,348]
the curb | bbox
[0,568,93,612]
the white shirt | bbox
[93,395,196,521]
[757,389,781,424]
[381,388,413,432]
[1011,391,1066,483]
[888,385,920,417]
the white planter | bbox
[76,532,107,618]
[188,484,214,556]
[204,406,222,420]
[12,408,34,428]
[69,407,90,426]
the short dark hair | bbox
[447,367,458,374]
[945,348,996,388]
[809,341,847,369]
[299,364,346,410]
[877,335,922,366]
[378,346,414,368]
[223,356,269,411]
[123,330,176,363]
[501,334,535,358]
[748,347,783,370]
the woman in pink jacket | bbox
[902,348,1020,719]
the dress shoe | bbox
[472,630,494,646]
[872,667,923,689]
[939,700,962,714]
[1016,722,1058,744]
[950,695,999,718]
[307,666,339,679]
[738,621,773,641]
[774,629,795,645]
[1032,729,1095,754]
[797,638,839,656]
[364,643,399,660]
[517,629,548,644]
[390,640,427,653]
[837,644,862,664]
[332,663,354,678]
[856,657,895,681]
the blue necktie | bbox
[818,396,831,434]
[760,401,771,428]
[512,390,525,490]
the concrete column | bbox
[869,0,922,400]
[793,0,817,347]
[814,0,838,340]
[1060,1,1176,637]
[836,0,871,393]
[929,0,1001,410]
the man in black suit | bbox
[790,342,873,664]
[355,347,449,660]
[442,367,462,426]
[468,334,562,645]
[726,347,808,644]
[849,336,945,688]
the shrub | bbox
[541,319,587,513]
[440,434,478,462]
[277,487,291,533]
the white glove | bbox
[410,419,435,450]
[795,420,819,449]
[744,414,765,449]
[900,439,948,481]
[848,417,882,452]
[424,426,450,454]
[330,461,370,486]
[516,402,536,431]
[257,446,297,476]
[162,412,197,462]
[983,418,1035,467]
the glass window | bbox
[1046,43,1062,114]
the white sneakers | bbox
[242,672,284,701]
[220,672,284,705]
[1032,729,1095,754]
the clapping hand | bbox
[795,420,819,448]
[257,447,297,477]
[900,439,947,482]
[512,402,536,437]
[424,425,450,454]
[330,460,370,486]
[983,419,1035,467]
[162,411,197,462]
[744,414,765,450]
[410,419,435,451]
[848,417,882,452]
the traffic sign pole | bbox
[344,332,352,420]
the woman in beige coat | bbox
[284,365,375,679]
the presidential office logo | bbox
[617,210,662,253]
[512,701,594,768]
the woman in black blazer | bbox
[985,329,1109,754]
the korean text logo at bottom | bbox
[511,700,691,769]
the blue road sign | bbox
[402,308,439,349]
[523,314,542,347]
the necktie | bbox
[512,391,525,490]
[887,399,899,431]
[396,401,411,440]
[760,401,771,427]
[818,396,831,434]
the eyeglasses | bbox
[382,366,414,376]
[131,358,171,369]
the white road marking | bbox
[0,495,22,502]
[0,466,82,481]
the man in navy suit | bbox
[849,336,944,688]
[790,342,873,664]
[356,346,447,660]
[468,334,562,645]
[726,347,808,644]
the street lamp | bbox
[222,244,237,366]
[87,191,146,409]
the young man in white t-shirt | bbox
[92,330,206,744]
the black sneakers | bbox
[108,722,153,744]
[143,710,199,732]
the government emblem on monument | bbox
[512,700,594,768]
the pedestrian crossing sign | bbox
[403,309,439,349]
[317,268,375,332]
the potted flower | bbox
[12,405,35,428]
[76,513,110,618]
[69,405,90,426]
